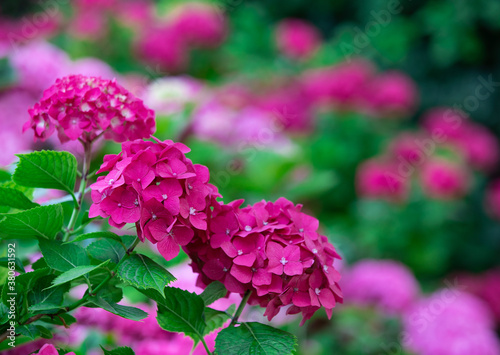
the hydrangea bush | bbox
[0,75,342,355]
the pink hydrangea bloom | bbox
[168,2,227,48]
[403,291,500,355]
[9,41,70,95]
[300,60,374,108]
[275,19,321,60]
[356,159,408,202]
[421,107,499,171]
[89,137,220,260]
[185,198,343,325]
[24,75,156,143]
[361,71,418,117]
[342,259,419,314]
[35,344,76,355]
[419,159,469,199]
[387,132,427,166]
[486,179,500,220]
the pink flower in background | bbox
[404,291,500,355]
[361,71,418,117]
[185,198,343,325]
[67,57,116,79]
[454,124,499,171]
[9,41,70,95]
[142,76,203,116]
[301,60,374,108]
[169,2,227,48]
[486,179,500,220]
[35,344,75,355]
[356,159,408,202]
[388,132,427,166]
[343,259,419,314]
[421,107,469,140]
[89,137,220,260]
[136,25,188,72]
[275,19,321,60]
[25,75,156,143]
[420,159,469,199]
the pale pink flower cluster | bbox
[403,291,500,355]
[25,75,155,143]
[89,138,220,260]
[185,198,343,325]
[342,259,419,314]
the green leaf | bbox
[39,238,90,272]
[17,324,40,340]
[40,313,76,327]
[215,322,298,355]
[117,254,175,295]
[13,150,77,194]
[36,325,53,339]
[68,231,124,244]
[204,305,234,335]
[32,257,48,270]
[100,346,135,355]
[200,281,227,306]
[87,239,125,264]
[2,268,51,306]
[28,275,69,312]
[0,169,11,183]
[0,187,39,210]
[48,261,110,289]
[89,298,148,321]
[0,303,9,324]
[154,287,206,341]
[0,257,26,273]
[0,204,63,240]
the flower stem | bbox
[230,290,252,327]
[62,141,92,242]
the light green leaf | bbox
[90,298,148,321]
[200,281,227,306]
[0,204,63,240]
[13,150,77,193]
[154,287,206,341]
[204,305,234,336]
[215,322,298,355]
[87,239,125,264]
[38,238,90,272]
[67,231,124,244]
[0,187,38,210]
[48,261,110,289]
[117,254,175,295]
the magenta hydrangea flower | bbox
[403,290,500,355]
[275,19,321,60]
[34,344,75,355]
[419,159,469,200]
[356,159,408,202]
[342,259,420,314]
[184,198,343,325]
[24,75,156,143]
[89,137,220,260]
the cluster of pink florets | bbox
[185,198,343,325]
[89,137,220,260]
[24,75,156,143]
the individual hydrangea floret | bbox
[24,75,156,143]
[89,137,220,260]
[185,197,343,325]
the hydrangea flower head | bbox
[420,159,469,199]
[404,290,500,355]
[24,75,156,143]
[342,259,419,314]
[356,159,408,202]
[35,344,75,355]
[185,198,343,325]
[89,137,220,260]
[275,19,321,60]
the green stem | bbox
[62,141,92,242]
[230,289,251,327]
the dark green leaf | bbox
[39,238,89,272]
[204,305,234,335]
[215,322,298,355]
[100,346,135,355]
[87,239,125,264]
[17,324,40,340]
[32,257,48,270]
[0,303,9,324]
[68,231,123,244]
[0,257,25,273]
[0,187,39,210]
[40,313,76,327]
[154,287,206,341]
[28,275,69,311]
[48,261,110,289]
[13,150,77,194]
[89,298,148,321]
[36,325,53,339]
[0,204,64,240]
[117,254,175,295]
[200,281,227,306]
